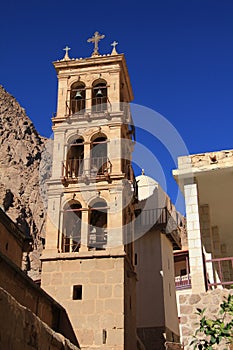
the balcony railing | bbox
[175,274,192,290]
[88,227,107,250]
[135,207,181,249]
[205,256,233,289]
[62,157,112,182]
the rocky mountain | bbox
[0,85,51,280]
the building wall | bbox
[41,254,135,349]
[0,287,80,350]
[161,234,180,340]
[0,251,78,345]
[135,230,164,328]
[179,288,233,349]
[0,208,25,267]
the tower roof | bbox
[136,170,158,201]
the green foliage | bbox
[190,294,233,349]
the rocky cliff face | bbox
[0,85,50,280]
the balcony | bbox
[61,157,112,184]
[135,207,181,249]
[175,274,192,290]
[205,256,233,289]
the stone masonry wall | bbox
[179,288,233,349]
[0,287,80,350]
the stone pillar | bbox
[184,182,206,293]
[79,210,88,251]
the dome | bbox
[136,169,158,201]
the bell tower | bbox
[41,33,137,349]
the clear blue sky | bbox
[1,0,233,213]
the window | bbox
[88,199,107,250]
[62,201,82,252]
[73,285,82,300]
[65,137,84,178]
[92,79,107,112]
[70,82,86,114]
[90,134,108,176]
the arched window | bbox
[65,137,84,178]
[90,134,109,176]
[62,201,82,252]
[70,81,86,114]
[92,79,107,112]
[88,199,107,250]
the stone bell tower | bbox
[41,33,137,349]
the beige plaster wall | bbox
[161,234,180,337]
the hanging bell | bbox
[96,89,103,97]
[74,91,82,100]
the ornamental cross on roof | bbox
[63,45,71,60]
[87,31,105,56]
[111,40,118,55]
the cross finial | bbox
[63,45,71,60]
[87,31,105,56]
[111,41,118,55]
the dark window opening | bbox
[70,82,86,114]
[92,80,108,112]
[88,200,107,250]
[134,253,138,266]
[65,138,84,178]
[91,136,108,176]
[103,329,107,344]
[73,285,82,300]
[62,201,82,252]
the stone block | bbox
[99,284,113,299]
[105,299,123,313]
[84,284,98,300]
[95,258,114,270]
[107,328,124,346]
[106,270,123,283]
[89,271,105,283]
[113,284,123,298]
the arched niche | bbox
[92,79,108,112]
[62,201,82,252]
[88,198,108,250]
[90,133,108,176]
[70,81,86,114]
[65,137,84,178]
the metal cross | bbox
[87,31,105,56]
[63,46,71,60]
[111,41,118,54]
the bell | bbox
[96,89,103,97]
[74,91,82,100]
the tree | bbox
[190,294,233,350]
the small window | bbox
[73,285,82,300]
[134,253,138,266]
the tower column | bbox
[184,182,206,293]
[79,210,88,252]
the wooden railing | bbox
[135,207,181,249]
[205,256,233,289]
[62,157,111,181]
[175,274,191,290]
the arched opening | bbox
[90,134,109,176]
[92,79,107,112]
[65,137,84,178]
[70,81,86,114]
[62,201,82,252]
[88,199,107,250]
